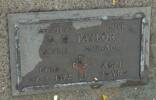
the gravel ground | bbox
[0,0,156,100]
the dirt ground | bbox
[0,0,156,100]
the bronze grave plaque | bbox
[8,7,151,95]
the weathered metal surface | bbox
[18,18,142,89]
[8,7,151,95]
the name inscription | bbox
[38,20,124,82]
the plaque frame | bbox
[8,7,151,96]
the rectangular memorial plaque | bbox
[8,7,151,95]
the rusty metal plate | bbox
[8,7,151,95]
